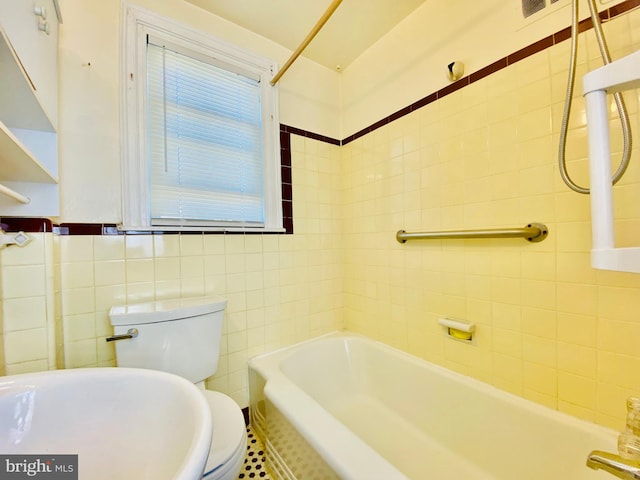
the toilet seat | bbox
[202,391,247,480]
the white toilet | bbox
[108,296,246,480]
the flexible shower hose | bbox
[558,0,632,194]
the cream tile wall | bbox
[2,0,640,432]
[0,234,58,375]
[342,9,640,429]
[56,139,343,407]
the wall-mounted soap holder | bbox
[438,317,476,343]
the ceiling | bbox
[184,0,428,70]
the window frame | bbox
[121,4,283,232]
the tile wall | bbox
[0,233,57,375]
[1,0,640,429]
[342,7,640,429]
[0,139,343,407]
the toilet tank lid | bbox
[109,296,227,326]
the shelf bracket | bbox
[0,182,31,204]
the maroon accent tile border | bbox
[342,116,390,144]
[53,223,287,235]
[0,217,52,232]
[387,105,413,123]
[554,26,572,43]
[280,123,340,146]
[281,164,292,184]
[578,16,595,33]
[279,125,295,234]
[11,220,291,236]
[438,76,470,97]
[55,223,112,235]
[279,130,291,151]
[281,183,293,202]
[469,58,508,84]
[410,92,438,111]
[610,0,640,16]
[507,36,554,65]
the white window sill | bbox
[117,225,287,234]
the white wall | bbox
[57,0,341,223]
[340,0,627,138]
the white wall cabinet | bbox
[0,0,61,216]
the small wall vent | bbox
[522,0,562,19]
[522,0,545,18]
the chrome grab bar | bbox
[587,450,640,480]
[396,223,549,244]
[105,328,139,342]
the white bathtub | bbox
[249,332,618,480]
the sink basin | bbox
[0,367,212,480]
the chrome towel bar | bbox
[396,223,549,243]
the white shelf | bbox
[0,27,55,132]
[584,49,640,274]
[0,3,60,214]
[0,121,57,183]
[592,248,640,274]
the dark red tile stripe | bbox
[507,36,555,65]
[0,218,52,232]
[437,77,470,98]
[280,124,340,146]
[56,223,108,235]
[279,125,295,234]
[469,58,508,84]
[610,0,640,16]
[554,26,572,44]
[410,92,438,112]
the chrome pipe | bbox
[587,450,640,480]
[105,328,139,342]
[396,223,548,244]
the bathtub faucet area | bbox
[587,450,640,480]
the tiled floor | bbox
[237,426,270,479]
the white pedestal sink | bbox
[0,367,212,480]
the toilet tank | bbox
[109,296,227,383]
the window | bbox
[122,6,282,231]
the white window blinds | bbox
[146,37,265,227]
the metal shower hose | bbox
[558,0,632,194]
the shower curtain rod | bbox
[270,0,343,86]
[396,223,549,243]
